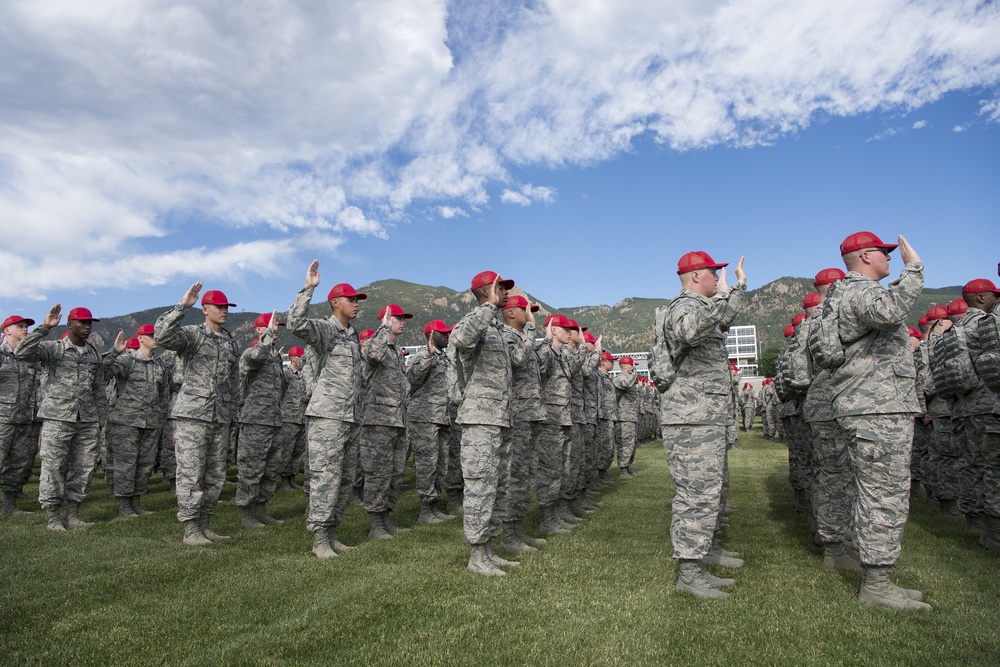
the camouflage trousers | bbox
[100,424,114,490]
[810,419,854,543]
[785,416,813,498]
[408,420,449,504]
[563,423,584,500]
[158,418,177,484]
[836,414,913,566]
[235,424,282,508]
[504,420,539,522]
[0,421,37,495]
[957,415,999,517]
[174,418,230,523]
[720,426,733,515]
[306,417,359,532]
[742,406,755,431]
[37,419,100,510]
[928,415,961,501]
[578,422,596,490]
[490,424,515,528]
[763,408,777,438]
[662,424,726,560]
[277,422,307,479]
[726,419,738,448]
[535,423,569,509]
[910,418,931,484]
[616,421,637,470]
[460,424,505,545]
[978,416,1000,519]
[446,422,463,496]
[361,425,407,513]
[106,423,160,498]
[596,418,615,472]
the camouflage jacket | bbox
[503,324,546,423]
[15,328,108,423]
[158,350,181,416]
[952,308,998,417]
[280,366,308,424]
[406,347,450,425]
[739,389,756,410]
[362,326,407,428]
[799,315,835,423]
[658,285,746,426]
[570,346,600,425]
[598,369,618,421]
[108,351,170,428]
[537,340,585,427]
[613,371,639,423]
[831,263,923,417]
[912,344,928,415]
[0,339,39,424]
[154,305,240,424]
[923,334,953,418]
[287,286,364,423]
[759,384,779,409]
[583,359,601,425]
[449,303,519,428]
[239,332,286,427]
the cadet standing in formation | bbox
[1,315,39,516]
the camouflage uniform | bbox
[831,263,923,567]
[910,342,931,492]
[406,346,451,507]
[580,349,601,489]
[759,383,779,438]
[286,286,363,535]
[499,322,543,524]
[740,387,756,431]
[613,371,638,470]
[15,329,107,512]
[924,334,959,504]
[157,351,180,489]
[106,350,170,499]
[659,283,746,560]
[569,345,600,499]
[155,306,240,524]
[360,326,407,514]
[596,364,618,474]
[779,333,814,512]
[237,332,286,509]
[277,362,308,483]
[0,339,40,503]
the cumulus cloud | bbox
[2,0,999,298]
[912,120,928,129]
[866,128,899,142]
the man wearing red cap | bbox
[829,231,930,610]
[776,313,812,519]
[921,306,959,515]
[106,324,170,517]
[972,275,1000,550]
[595,351,619,484]
[155,284,241,545]
[407,320,456,525]
[277,346,308,491]
[359,304,412,539]
[286,260,366,559]
[659,250,747,599]
[449,270,531,575]
[759,377,779,439]
[17,305,123,531]
[613,356,639,479]
[739,383,755,432]
[566,323,603,517]
[235,312,287,529]
[0,315,40,516]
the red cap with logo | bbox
[783,325,795,338]
[947,299,968,316]
[67,307,99,322]
[907,326,924,340]
[358,329,375,341]
[327,283,367,301]
[136,324,155,337]
[253,313,285,328]
[201,290,236,307]
[424,320,452,334]
[2,315,35,330]
[840,231,898,256]
[378,304,413,320]
[288,346,304,357]
[677,251,728,275]
[792,313,807,327]
[501,295,539,312]
[471,270,514,292]
[814,268,846,286]
[962,278,1000,296]
[619,356,635,366]
[125,337,140,350]
[925,305,949,322]
[803,292,821,309]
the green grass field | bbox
[2,427,999,666]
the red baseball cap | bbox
[583,332,597,344]
[803,292,821,309]
[619,356,635,366]
[253,313,286,328]
[378,304,413,320]
[2,315,35,330]
[907,326,924,340]
[201,290,236,307]
[125,337,140,350]
[358,329,375,341]
[471,270,514,292]
[67,307,99,322]
[783,325,795,338]
[743,382,751,389]
[677,251,728,275]
[813,268,846,286]
[730,363,739,372]
[288,346,304,357]
[424,320,452,334]
[136,324,155,337]
[840,231,898,255]
[962,278,1000,296]
[600,351,614,362]
[947,299,968,316]
[548,314,576,329]
[60,330,70,339]
[917,314,930,328]
[327,283,367,301]
[925,305,949,322]
[792,313,807,327]
[501,295,539,312]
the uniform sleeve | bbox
[364,326,394,367]
[450,304,496,352]
[505,324,535,370]
[407,350,434,389]
[565,345,586,374]
[612,371,637,390]
[240,331,275,373]
[535,339,553,378]
[287,286,333,350]
[13,327,56,364]
[850,262,924,333]
[667,287,746,350]
[154,304,197,352]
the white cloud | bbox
[954,124,970,132]
[1,0,999,298]
[912,120,928,129]
[866,128,899,142]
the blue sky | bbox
[1,1,998,321]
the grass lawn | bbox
[2,427,999,666]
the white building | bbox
[725,325,759,377]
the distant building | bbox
[725,325,759,377]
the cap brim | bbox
[70,318,100,322]
[530,305,540,312]
[498,279,515,289]
[877,244,899,252]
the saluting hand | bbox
[268,310,279,335]
[305,260,320,288]
[735,256,746,284]
[525,299,536,326]
[180,283,202,308]
[487,273,502,307]
[898,235,920,265]
[113,331,126,353]
[595,335,603,353]
[43,304,62,329]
